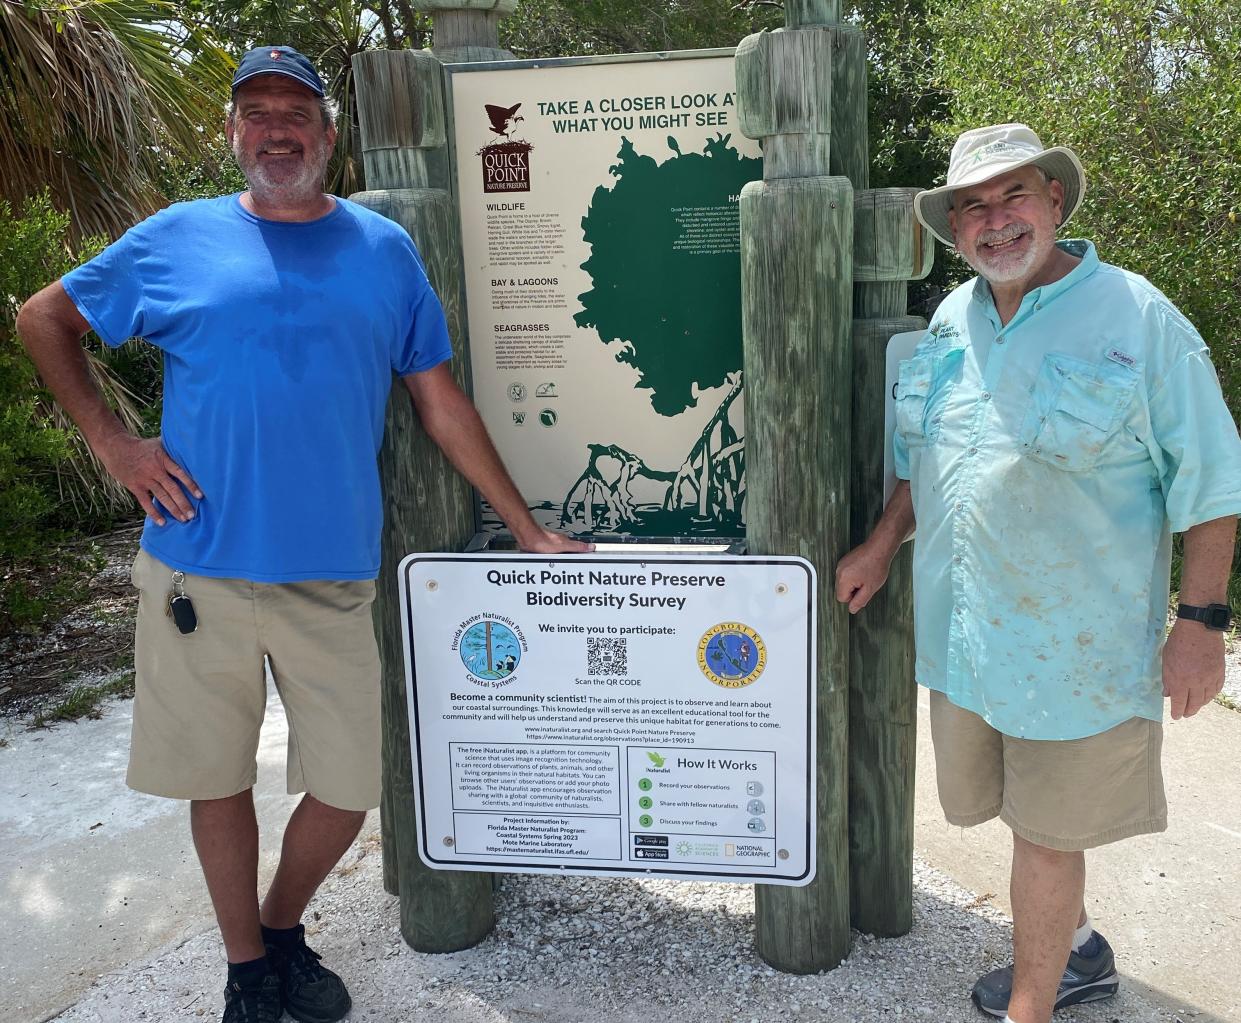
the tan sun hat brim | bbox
[914,147,1087,247]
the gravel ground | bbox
[1222,645,1240,707]
[0,527,139,722]
[53,829,1192,1023]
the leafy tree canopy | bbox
[501,0,782,59]
[927,0,1240,418]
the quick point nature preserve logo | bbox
[453,614,528,687]
[479,102,532,193]
[697,622,766,689]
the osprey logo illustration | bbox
[478,101,533,193]
[486,103,524,139]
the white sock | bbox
[1072,913,1093,951]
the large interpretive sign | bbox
[449,52,763,538]
[399,554,816,885]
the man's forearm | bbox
[868,480,916,558]
[412,377,545,545]
[1179,515,1238,605]
[17,283,127,454]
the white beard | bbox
[960,223,1053,284]
[234,135,330,207]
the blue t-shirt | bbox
[62,194,452,582]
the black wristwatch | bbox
[1176,603,1233,631]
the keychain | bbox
[166,570,198,634]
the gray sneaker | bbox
[971,931,1120,1017]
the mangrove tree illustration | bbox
[565,132,760,535]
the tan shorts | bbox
[128,549,382,811]
[928,690,1167,851]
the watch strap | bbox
[1176,602,1232,631]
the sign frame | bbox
[398,552,817,885]
[884,329,925,516]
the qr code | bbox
[586,637,627,675]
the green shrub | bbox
[0,193,124,630]
[927,0,1241,614]
[0,194,81,560]
[927,0,1240,418]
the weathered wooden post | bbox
[738,0,933,966]
[737,1,854,972]
[421,0,517,62]
[849,188,930,937]
[350,47,493,952]
[830,16,931,936]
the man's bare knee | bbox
[1012,831,1085,870]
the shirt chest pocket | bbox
[1020,354,1139,471]
[895,344,965,447]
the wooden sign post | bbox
[352,0,931,969]
[352,40,496,952]
[735,0,931,971]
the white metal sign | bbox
[398,554,816,885]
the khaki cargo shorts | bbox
[127,549,382,811]
[928,690,1167,851]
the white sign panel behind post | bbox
[399,555,816,885]
[884,330,925,511]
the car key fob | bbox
[166,570,198,634]
[168,594,198,634]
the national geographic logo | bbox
[479,102,532,193]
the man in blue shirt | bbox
[836,124,1241,1023]
[17,46,587,1023]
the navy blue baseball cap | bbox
[232,46,325,96]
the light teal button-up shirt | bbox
[894,240,1241,739]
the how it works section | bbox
[625,746,774,841]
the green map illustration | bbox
[563,133,761,536]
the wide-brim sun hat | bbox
[914,123,1087,247]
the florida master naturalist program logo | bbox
[457,616,525,685]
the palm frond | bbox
[0,0,233,238]
[43,346,150,520]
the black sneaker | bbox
[971,931,1120,1017]
[265,924,352,1023]
[222,973,282,1023]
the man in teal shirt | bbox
[837,124,1241,1023]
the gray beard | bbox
[234,139,329,207]
[961,228,1051,285]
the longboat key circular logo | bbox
[697,622,766,688]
